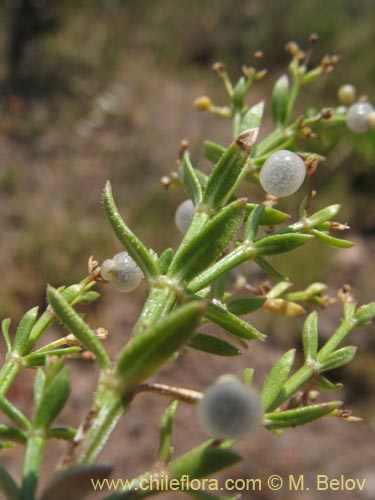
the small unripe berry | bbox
[194,96,212,111]
[337,84,356,105]
[197,376,263,439]
[259,150,306,197]
[347,102,374,133]
[175,199,195,234]
[101,252,143,292]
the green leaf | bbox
[203,129,258,210]
[210,271,229,301]
[255,257,287,280]
[116,302,205,393]
[158,400,179,463]
[204,300,266,342]
[254,234,313,256]
[34,367,70,429]
[260,349,295,411]
[102,181,159,279]
[12,306,39,355]
[48,427,77,440]
[0,424,26,444]
[169,440,241,479]
[168,198,246,282]
[0,395,30,430]
[47,286,110,369]
[302,312,318,361]
[312,229,354,248]
[1,318,11,352]
[227,297,266,315]
[243,368,254,387]
[232,76,247,109]
[40,465,113,500]
[157,248,174,274]
[241,101,264,132]
[80,291,100,304]
[313,375,343,393]
[244,204,265,242]
[34,369,46,408]
[353,302,375,326]
[265,401,342,428]
[307,205,341,226]
[271,75,289,126]
[182,152,203,204]
[0,464,20,500]
[188,334,241,357]
[319,346,357,372]
[23,347,81,367]
[203,140,225,164]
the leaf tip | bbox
[236,127,259,154]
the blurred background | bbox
[0,1,374,499]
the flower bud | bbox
[197,376,263,439]
[194,96,212,111]
[337,84,356,105]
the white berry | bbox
[347,102,374,133]
[101,252,143,292]
[259,150,306,197]
[337,84,356,105]
[197,376,263,439]
[175,199,195,234]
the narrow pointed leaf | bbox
[244,204,265,242]
[158,400,179,463]
[313,375,343,393]
[0,465,19,500]
[188,334,241,356]
[0,425,26,443]
[102,181,159,279]
[302,312,318,361]
[181,152,203,204]
[246,204,289,226]
[319,346,357,372]
[271,75,289,126]
[24,347,81,367]
[157,248,174,274]
[80,291,100,304]
[260,349,295,411]
[254,234,313,256]
[255,257,287,280]
[227,297,266,315]
[1,318,11,352]
[34,367,70,429]
[48,427,77,440]
[243,368,254,387]
[312,229,354,248]
[168,199,246,282]
[116,302,205,393]
[241,101,265,131]
[12,306,39,355]
[34,368,46,408]
[40,465,113,500]
[210,271,229,300]
[203,140,225,164]
[169,439,241,479]
[203,129,258,209]
[307,204,341,226]
[353,302,375,326]
[265,401,342,428]
[204,300,266,341]
[0,396,30,430]
[47,286,110,369]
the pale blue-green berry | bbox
[346,102,374,134]
[101,252,143,292]
[197,376,263,439]
[259,150,306,197]
[175,199,195,233]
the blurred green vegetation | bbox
[0,0,373,319]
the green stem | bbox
[21,434,46,500]
[131,287,177,337]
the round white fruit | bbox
[347,102,374,134]
[175,199,195,234]
[260,150,306,197]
